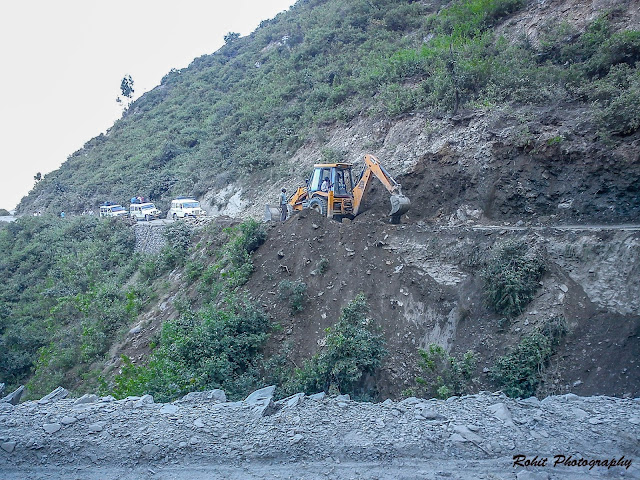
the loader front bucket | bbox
[389,194,410,218]
[264,205,281,222]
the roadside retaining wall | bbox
[133,223,166,254]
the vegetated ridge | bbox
[1,0,639,406]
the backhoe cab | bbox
[266,154,410,223]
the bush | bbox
[111,299,271,402]
[490,316,568,398]
[490,332,551,398]
[278,280,307,314]
[286,294,387,399]
[415,344,476,399]
[482,240,545,318]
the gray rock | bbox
[38,386,68,404]
[1,385,25,405]
[452,425,482,443]
[43,423,62,434]
[244,385,276,405]
[141,444,160,456]
[88,422,105,433]
[381,399,394,406]
[335,394,350,402]
[290,434,304,444]
[488,403,515,426]
[159,404,179,415]
[74,394,99,405]
[418,408,447,421]
[60,416,77,425]
[193,418,205,428]
[179,389,227,404]
[253,399,278,417]
[134,395,154,407]
[309,392,326,401]
[1,441,16,453]
[278,393,304,408]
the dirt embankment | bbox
[245,194,640,399]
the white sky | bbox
[0,0,297,211]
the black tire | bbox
[308,197,328,216]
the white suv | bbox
[168,198,206,220]
[129,202,162,221]
[99,204,128,218]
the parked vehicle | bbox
[168,197,206,220]
[99,203,128,218]
[129,202,162,221]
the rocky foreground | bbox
[0,386,638,480]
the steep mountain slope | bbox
[2,0,639,403]
[16,0,640,226]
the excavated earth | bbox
[1,388,639,479]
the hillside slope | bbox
[2,0,639,403]
[16,0,640,226]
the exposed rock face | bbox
[0,389,638,479]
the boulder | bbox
[38,386,69,404]
[244,385,276,405]
[179,389,227,404]
[1,385,24,405]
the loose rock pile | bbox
[1,386,638,479]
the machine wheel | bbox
[308,197,328,216]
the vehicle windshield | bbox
[183,202,199,208]
[112,206,125,212]
[141,204,155,209]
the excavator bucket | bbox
[264,204,281,222]
[389,194,410,218]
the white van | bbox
[99,204,128,218]
[129,202,162,221]
[168,197,206,220]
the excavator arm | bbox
[352,154,410,220]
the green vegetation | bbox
[108,219,269,401]
[482,239,545,318]
[112,299,271,402]
[20,1,639,214]
[490,315,568,397]
[0,209,10,216]
[413,344,477,399]
[0,216,145,397]
[286,294,387,400]
[278,280,307,314]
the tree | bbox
[224,32,240,44]
[116,75,134,104]
[34,172,41,182]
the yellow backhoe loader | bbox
[265,154,410,223]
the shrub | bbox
[287,294,387,399]
[482,240,545,318]
[490,332,552,398]
[415,344,477,399]
[110,299,271,402]
[490,316,568,398]
[278,280,307,314]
